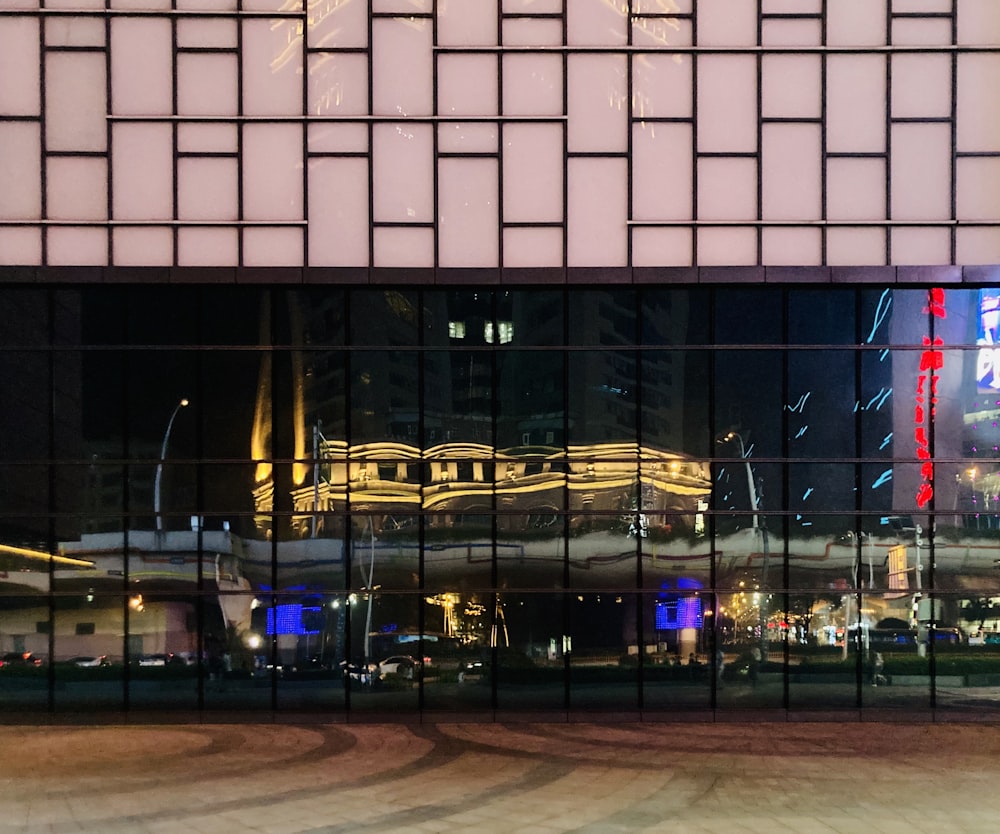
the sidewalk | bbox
[1,720,999,832]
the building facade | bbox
[1,1,1000,720]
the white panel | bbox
[178,54,238,116]
[567,158,627,267]
[373,227,434,267]
[827,158,886,220]
[308,53,369,116]
[372,17,433,116]
[761,228,821,266]
[826,55,886,153]
[0,123,41,219]
[47,227,107,265]
[633,0,692,11]
[502,228,563,268]
[0,228,41,265]
[244,0,302,9]
[110,19,172,116]
[762,55,821,118]
[437,0,497,45]
[112,123,173,220]
[177,123,239,154]
[957,55,1000,152]
[891,227,950,265]
[632,53,691,119]
[502,123,563,223]
[762,124,820,220]
[176,0,235,8]
[46,158,106,221]
[178,228,239,266]
[567,0,627,46]
[503,19,563,46]
[438,123,498,154]
[763,0,820,10]
[632,123,692,221]
[308,157,369,266]
[308,123,369,153]
[372,124,433,223]
[892,54,951,118]
[45,0,104,8]
[113,228,173,266]
[438,159,499,268]
[0,0,40,6]
[696,227,757,265]
[567,55,627,152]
[891,18,952,45]
[761,18,821,46]
[243,125,303,221]
[698,158,756,221]
[502,55,563,116]
[696,55,756,152]
[956,158,1000,221]
[503,0,562,12]
[957,229,1000,265]
[308,0,368,48]
[45,17,104,47]
[827,0,887,46]
[631,227,692,267]
[178,158,239,221]
[45,52,106,151]
[893,0,950,10]
[110,0,169,7]
[632,17,692,48]
[242,19,302,116]
[826,228,886,266]
[373,0,430,10]
[244,228,303,266]
[438,55,498,116]
[0,19,38,115]
[958,0,1000,45]
[891,124,951,220]
[176,18,237,48]
[697,0,757,45]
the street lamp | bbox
[154,398,190,531]
[718,430,770,660]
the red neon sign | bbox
[914,289,946,508]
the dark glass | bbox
[497,350,563,449]
[567,289,636,346]
[494,592,565,712]
[641,590,713,712]
[788,288,857,346]
[639,288,710,346]
[714,287,782,345]
[0,595,53,709]
[509,290,564,347]
[567,350,636,445]
[568,592,638,710]
[349,290,420,346]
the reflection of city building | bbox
[274,440,710,540]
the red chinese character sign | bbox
[914,289,946,508]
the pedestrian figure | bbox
[749,646,761,687]
[872,652,885,686]
[715,648,725,688]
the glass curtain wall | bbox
[2,283,1000,719]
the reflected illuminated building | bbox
[0,2,999,721]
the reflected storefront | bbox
[5,284,1000,719]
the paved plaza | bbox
[1,718,999,833]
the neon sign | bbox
[914,288,946,509]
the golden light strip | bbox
[0,543,95,569]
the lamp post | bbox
[154,398,189,531]
[719,431,770,659]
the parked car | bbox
[378,655,420,680]
[67,655,108,667]
[0,652,42,668]
[137,653,172,667]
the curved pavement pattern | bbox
[1,721,1000,833]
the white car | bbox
[68,655,108,667]
[378,655,420,680]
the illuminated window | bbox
[449,321,466,338]
[484,321,514,344]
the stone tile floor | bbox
[1,720,999,832]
